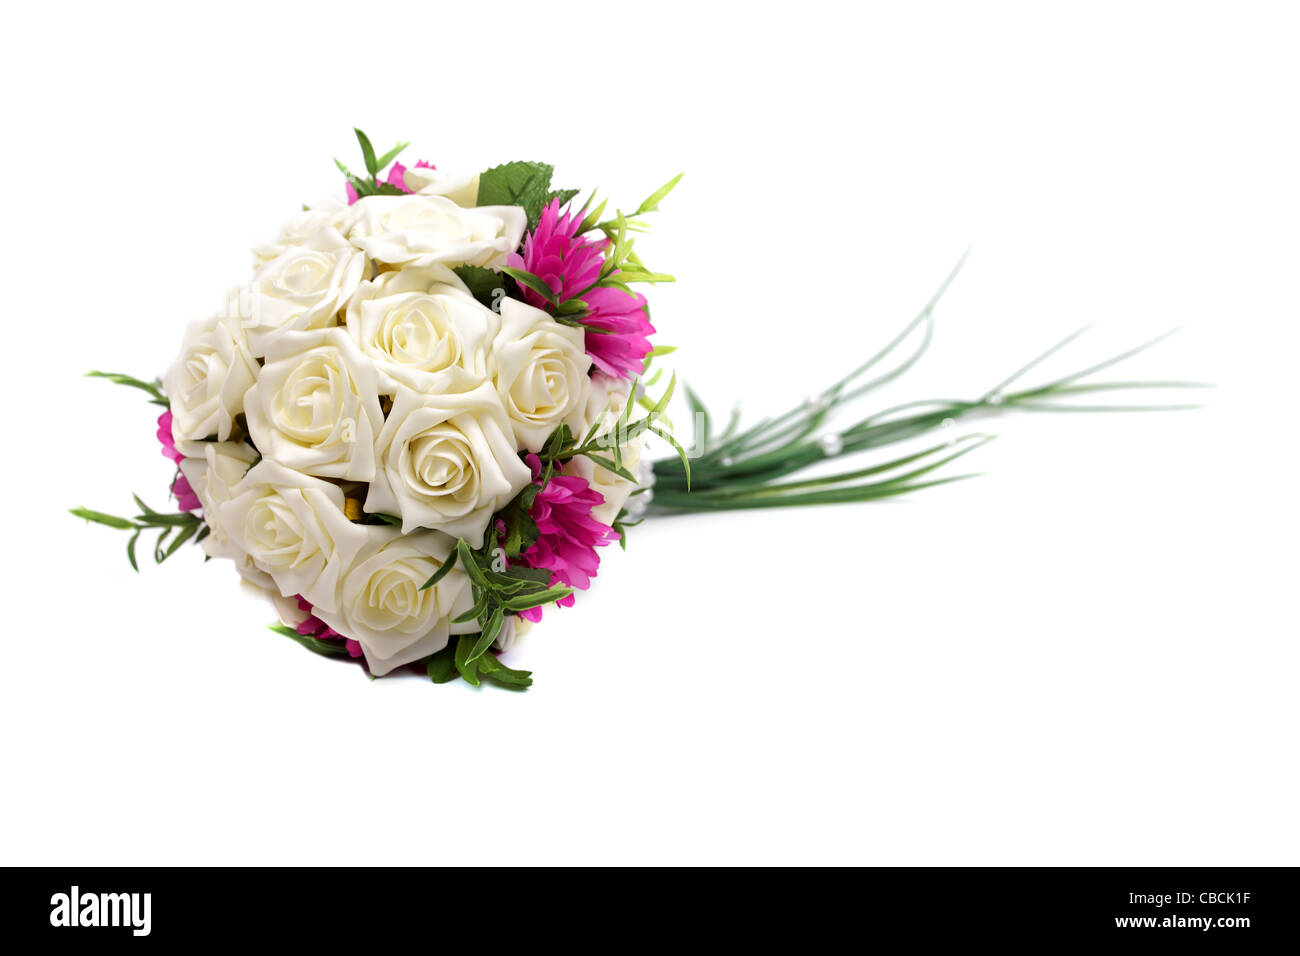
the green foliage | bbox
[269,623,351,657]
[544,372,689,487]
[425,643,459,683]
[70,498,208,571]
[426,634,533,690]
[476,161,557,230]
[493,484,541,560]
[546,187,580,208]
[86,370,168,407]
[650,254,1207,512]
[334,127,410,200]
[452,265,508,310]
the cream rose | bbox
[163,308,258,458]
[401,167,480,207]
[176,441,271,588]
[217,459,372,614]
[344,265,498,394]
[252,198,356,265]
[243,328,384,481]
[312,530,476,676]
[243,227,367,356]
[365,383,532,544]
[347,194,526,269]
[489,297,592,452]
[565,378,647,526]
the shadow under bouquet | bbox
[73,130,1199,690]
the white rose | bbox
[344,265,497,394]
[402,167,480,207]
[565,378,646,526]
[365,383,532,545]
[243,328,384,481]
[252,198,356,265]
[176,441,271,587]
[217,459,373,614]
[243,227,367,356]
[312,530,475,676]
[347,194,526,269]
[177,440,258,528]
[163,308,258,457]
[490,297,592,452]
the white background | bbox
[1,1,1296,865]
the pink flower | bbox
[156,410,183,464]
[516,454,618,621]
[158,409,201,511]
[580,286,655,379]
[508,199,656,379]
[171,471,201,512]
[510,200,604,304]
[295,596,363,658]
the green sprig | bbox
[652,254,1208,511]
[70,501,208,571]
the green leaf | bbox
[160,520,200,561]
[456,539,491,590]
[333,158,372,198]
[354,128,379,176]
[153,526,173,563]
[546,188,579,208]
[452,590,490,624]
[476,161,555,227]
[426,645,459,684]
[269,623,351,657]
[466,607,504,664]
[69,507,136,530]
[501,585,574,612]
[452,265,508,310]
[374,140,411,172]
[420,549,458,591]
[134,512,198,527]
[542,423,574,459]
[579,453,637,482]
[86,370,168,406]
[126,529,141,572]
[496,565,551,587]
[650,424,691,490]
[369,512,402,526]
[500,266,557,305]
[577,197,608,235]
[477,653,533,689]
[634,173,684,216]
[454,634,481,687]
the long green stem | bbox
[650,262,1206,513]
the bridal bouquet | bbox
[73,130,1196,690]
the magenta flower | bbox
[171,472,201,512]
[508,199,656,379]
[296,596,363,658]
[580,286,654,379]
[516,454,618,621]
[156,410,184,464]
[157,410,201,511]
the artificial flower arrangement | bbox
[73,130,1197,690]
